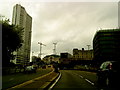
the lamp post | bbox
[87,45,91,60]
[87,45,90,50]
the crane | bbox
[53,43,57,55]
[38,42,46,59]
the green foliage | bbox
[1,19,23,67]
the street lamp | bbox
[87,45,90,50]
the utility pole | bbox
[38,42,46,59]
[53,43,57,55]
[87,45,90,50]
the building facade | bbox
[93,29,120,64]
[60,52,72,64]
[73,48,94,61]
[118,1,120,28]
[42,54,60,64]
[60,53,72,59]
[12,4,32,65]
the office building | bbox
[12,4,32,65]
[93,29,120,64]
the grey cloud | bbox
[31,2,117,56]
[0,1,118,57]
[2,2,117,56]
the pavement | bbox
[7,69,60,90]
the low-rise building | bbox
[42,54,60,64]
[73,48,94,61]
[60,52,72,64]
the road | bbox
[52,70,100,90]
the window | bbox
[100,62,111,69]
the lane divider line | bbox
[85,78,94,86]
[79,75,83,79]
[73,72,95,86]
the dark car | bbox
[97,61,120,88]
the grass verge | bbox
[2,68,52,89]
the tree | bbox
[1,19,23,67]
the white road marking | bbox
[79,75,83,79]
[73,73,83,79]
[48,72,61,90]
[85,78,94,86]
[49,71,95,89]
[73,72,95,86]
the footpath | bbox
[7,69,59,90]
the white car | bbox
[25,66,36,73]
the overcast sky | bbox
[0,0,119,58]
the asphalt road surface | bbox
[52,70,99,90]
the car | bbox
[25,65,36,73]
[97,61,120,88]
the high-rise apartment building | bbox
[12,4,32,65]
[118,1,120,28]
